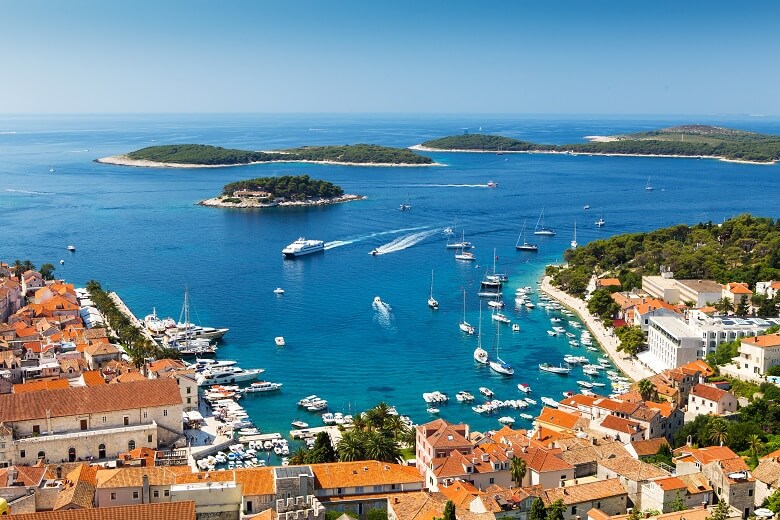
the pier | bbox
[108,291,160,346]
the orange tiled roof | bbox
[679,360,715,377]
[630,437,670,457]
[9,501,196,520]
[0,378,182,422]
[13,379,70,393]
[600,415,643,434]
[653,476,687,491]
[536,407,583,431]
[725,282,752,295]
[674,445,743,466]
[233,467,275,495]
[81,370,106,386]
[742,333,780,349]
[112,371,148,384]
[543,478,626,506]
[690,383,730,402]
[598,278,622,287]
[311,460,423,489]
[418,418,471,449]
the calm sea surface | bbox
[2,114,779,449]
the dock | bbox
[108,291,160,346]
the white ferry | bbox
[282,237,325,259]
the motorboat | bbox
[291,420,309,429]
[539,363,572,375]
[370,249,379,256]
[244,381,282,393]
[422,391,448,403]
[517,383,531,393]
[275,336,285,346]
[196,366,265,386]
[479,387,494,398]
[487,180,498,188]
[491,311,511,324]
[577,380,594,388]
[322,413,336,425]
[456,391,475,402]
[274,287,285,295]
[524,302,535,309]
[571,221,578,249]
[498,416,515,425]
[519,413,534,420]
[427,407,440,414]
[487,299,504,309]
[512,323,520,332]
[524,397,536,404]
[547,330,557,336]
[583,367,600,376]
[67,245,76,252]
[282,237,325,258]
[583,204,590,210]
[455,250,476,261]
[540,397,559,408]
[591,382,606,387]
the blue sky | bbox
[2,1,778,114]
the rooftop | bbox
[543,478,626,506]
[8,501,196,520]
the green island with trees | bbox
[421,125,780,163]
[106,143,435,167]
[201,174,363,208]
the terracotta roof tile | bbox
[652,476,687,491]
[752,459,780,487]
[0,378,181,422]
[742,333,780,349]
[630,438,670,457]
[600,415,643,434]
[543,478,626,506]
[13,379,70,393]
[690,384,730,402]
[9,501,196,520]
[311,461,423,489]
[598,456,669,481]
[536,407,583,431]
[81,370,106,386]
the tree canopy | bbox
[222,175,344,200]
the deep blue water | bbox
[2,113,779,446]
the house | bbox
[587,503,743,520]
[641,277,723,308]
[633,299,682,333]
[415,419,472,487]
[596,457,669,508]
[388,489,495,520]
[492,429,576,489]
[640,473,713,513]
[534,408,588,436]
[592,415,645,443]
[625,438,670,460]
[723,283,753,309]
[555,437,630,478]
[729,333,780,381]
[0,378,183,466]
[542,478,628,520]
[597,279,622,290]
[83,343,122,370]
[752,451,780,508]
[674,446,755,518]
[53,463,99,510]
[427,445,513,491]
[687,384,737,417]
[755,281,780,301]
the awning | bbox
[184,411,204,422]
[636,351,666,374]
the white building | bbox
[687,384,738,417]
[732,333,780,379]
[641,317,702,373]
[642,277,723,308]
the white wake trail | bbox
[373,228,440,255]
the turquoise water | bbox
[2,114,779,445]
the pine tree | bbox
[529,498,547,520]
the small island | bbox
[416,125,780,164]
[199,174,364,209]
[98,143,438,168]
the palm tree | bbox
[715,297,734,315]
[12,260,23,278]
[383,414,410,442]
[363,430,401,463]
[510,456,527,487]
[707,418,729,446]
[349,412,369,433]
[364,402,392,431]
[748,433,763,462]
[637,379,656,401]
[288,446,309,465]
[21,260,35,272]
[337,430,366,462]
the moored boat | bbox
[539,363,572,375]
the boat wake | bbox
[407,184,491,188]
[5,188,55,196]
[324,225,430,250]
[372,298,393,328]
[371,229,440,255]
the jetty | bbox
[108,291,160,346]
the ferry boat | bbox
[282,237,325,258]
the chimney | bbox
[56,465,62,479]
[8,469,17,486]
[142,474,150,504]
[506,450,514,459]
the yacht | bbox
[67,245,76,252]
[455,249,476,261]
[282,238,325,258]
[456,390,475,402]
[577,380,594,388]
[595,217,605,227]
[291,420,309,429]
[491,311,511,324]
[273,287,285,295]
[459,290,475,335]
[533,209,556,236]
[539,363,572,375]
[196,366,265,386]
[473,302,488,364]
[570,221,578,249]
[489,323,514,375]
[479,387,494,398]
[446,230,472,249]
[244,381,283,393]
[516,219,539,251]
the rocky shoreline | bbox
[198,193,365,209]
[97,155,442,168]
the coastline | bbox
[539,275,654,383]
[96,155,444,169]
[409,144,776,165]
[198,193,365,209]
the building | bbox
[588,503,743,520]
[687,384,737,417]
[596,457,669,508]
[730,333,780,380]
[642,316,702,372]
[723,283,753,308]
[640,473,712,513]
[0,378,183,467]
[415,419,471,487]
[641,277,723,308]
[675,446,755,519]
[6,501,197,520]
[542,478,628,520]
[633,299,682,332]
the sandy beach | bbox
[540,276,654,383]
[409,145,775,165]
[96,155,444,168]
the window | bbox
[80,419,88,430]
[247,500,254,512]
[597,502,601,509]
[148,435,153,443]
[98,444,106,459]
[163,409,168,417]
[68,447,76,462]
[153,490,159,498]
[32,425,40,434]
[102,416,107,423]
[572,507,577,515]
[37,451,45,460]
[749,490,753,497]
[124,416,129,426]
[128,440,136,451]
[110,493,117,500]
[132,491,139,499]
[187,397,191,404]
[489,477,495,484]
[337,488,342,495]
[20,450,25,458]
[143,412,148,419]
[187,387,191,394]
[561,474,567,479]
[164,490,170,497]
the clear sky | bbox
[2,1,778,114]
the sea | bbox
[2,113,779,453]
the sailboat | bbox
[400,194,412,211]
[489,321,514,375]
[170,287,229,342]
[645,176,654,191]
[478,249,506,297]
[595,206,605,227]
[570,221,578,249]
[473,302,488,364]
[455,233,476,261]
[459,289,475,335]
[516,219,538,251]
[428,270,439,310]
[533,209,556,236]
[447,229,472,249]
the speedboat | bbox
[456,390,475,402]
[540,397,559,408]
[498,416,515,425]
[273,287,285,295]
[370,249,379,256]
[427,407,440,414]
[512,323,520,332]
[524,397,536,404]
[282,238,325,258]
[487,180,498,188]
[517,383,531,393]
[275,336,285,346]
[539,363,572,375]
[491,311,511,324]
[520,413,534,420]
[487,300,504,309]
[479,387,494,398]
[291,420,309,429]
[67,245,76,252]
[577,380,594,388]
